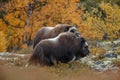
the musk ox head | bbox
[67,26,80,37]
[77,37,89,59]
[54,24,80,37]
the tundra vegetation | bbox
[0,0,120,80]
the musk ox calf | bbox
[33,24,80,48]
[28,32,89,66]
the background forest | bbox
[0,0,120,52]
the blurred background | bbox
[0,0,120,52]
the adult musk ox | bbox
[28,32,89,66]
[33,24,79,48]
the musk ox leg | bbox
[50,56,58,65]
[27,53,40,65]
[69,56,76,63]
[42,56,54,66]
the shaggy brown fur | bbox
[28,32,89,66]
[33,24,79,48]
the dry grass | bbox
[0,60,120,80]
[16,46,33,54]
[116,47,120,54]
[0,45,120,80]
[113,60,120,68]
[90,47,106,55]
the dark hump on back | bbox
[52,24,72,34]
[45,24,72,38]
[58,32,75,45]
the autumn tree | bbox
[0,0,120,52]
[81,2,120,40]
[30,0,82,39]
[0,31,7,52]
[0,0,46,51]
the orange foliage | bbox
[81,2,120,40]
[0,0,120,51]
[31,0,82,26]
[0,0,82,51]
[0,31,7,52]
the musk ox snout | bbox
[77,37,90,57]
[74,31,80,37]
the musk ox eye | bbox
[85,46,88,48]
[84,46,88,50]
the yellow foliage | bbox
[90,47,106,55]
[7,28,26,51]
[0,19,7,33]
[5,11,26,27]
[100,2,120,39]
[81,2,120,39]
[30,0,82,42]
[0,31,7,52]
[32,0,82,27]
[0,0,120,51]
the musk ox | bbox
[28,32,89,66]
[33,24,80,48]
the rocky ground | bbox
[0,39,120,80]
